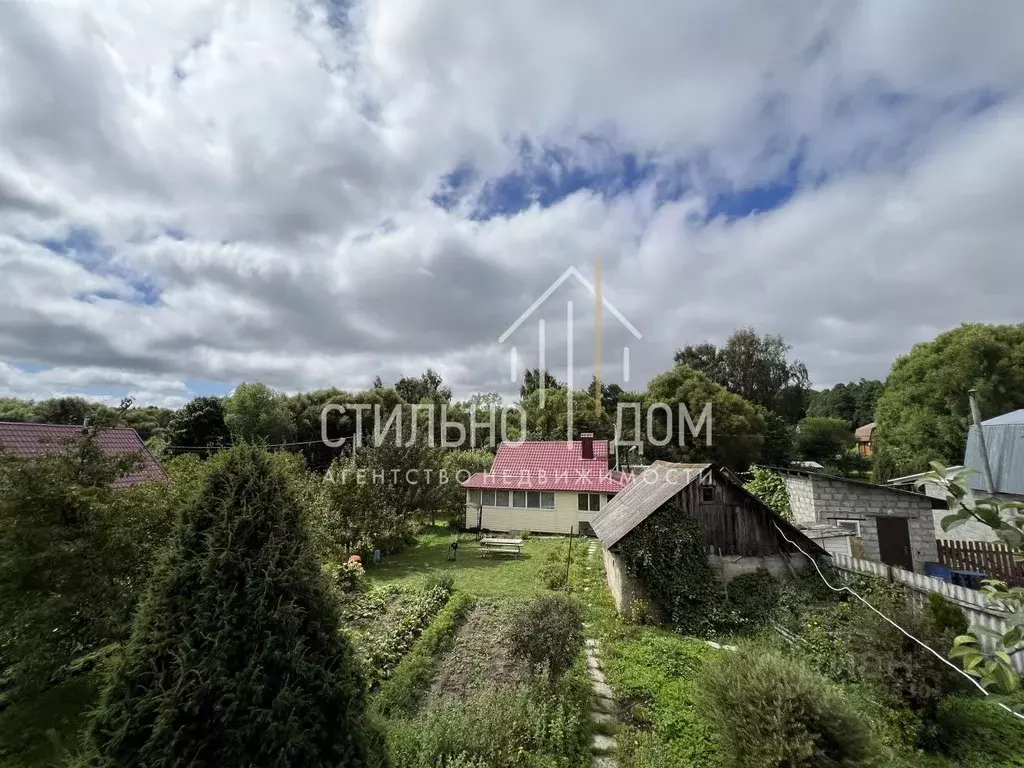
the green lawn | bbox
[367,527,582,600]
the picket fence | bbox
[937,539,1024,587]
[830,554,1024,674]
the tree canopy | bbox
[224,381,295,444]
[164,396,231,451]
[674,328,810,422]
[85,444,381,767]
[873,323,1024,479]
[807,379,884,428]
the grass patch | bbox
[574,544,723,768]
[367,527,581,600]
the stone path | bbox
[583,542,619,768]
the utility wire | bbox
[774,523,1024,722]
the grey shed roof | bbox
[590,461,710,549]
[965,410,1024,496]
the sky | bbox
[1,0,1023,409]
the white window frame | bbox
[495,490,510,507]
[541,492,555,509]
[467,489,481,506]
[512,491,527,508]
[578,493,601,512]
[835,519,862,536]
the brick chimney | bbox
[581,432,594,460]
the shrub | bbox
[324,559,368,595]
[508,595,585,685]
[722,568,779,632]
[540,543,569,590]
[933,695,1024,764]
[743,467,792,520]
[696,649,875,768]
[82,444,382,767]
[923,593,968,636]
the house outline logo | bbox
[498,261,642,439]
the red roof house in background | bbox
[461,434,632,534]
[0,422,168,489]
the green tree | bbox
[85,444,382,767]
[794,417,854,464]
[758,408,795,467]
[674,328,811,422]
[519,368,565,401]
[394,368,451,404]
[519,387,613,442]
[0,396,36,422]
[0,427,174,695]
[873,324,1024,479]
[33,396,93,425]
[164,396,231,451]
[224,381,295,444]
[645,365,766,470]
[807,379,884,428]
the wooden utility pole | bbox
[968,389,997,494]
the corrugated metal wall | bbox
[832,554,1024,673]
[965,421,1024,496]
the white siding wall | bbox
[464,491,604,534]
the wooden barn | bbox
[589,461,826,615]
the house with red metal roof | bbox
[461,433,631,534]
[0,421,168,489]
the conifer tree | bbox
[85,444,381,767]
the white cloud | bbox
[0,0,1022,406]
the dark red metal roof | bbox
[461,440,631,493]
[0,421,168,489]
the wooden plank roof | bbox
[589,461,710,549]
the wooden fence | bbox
[937,539,1024,586]
[831,554,1024,674]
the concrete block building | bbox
[774,467,940,572]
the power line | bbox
[775,522,1024,722]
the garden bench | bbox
[478,537,524,558]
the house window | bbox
[466,489,481,506]
[513,491,527,508]
[527,491,541,508]
[578,493,601,512]
[701,486,716,503]
[835,519,862,536]
[482,490,496,506]
[495,490,510,507]
[541,492,555,509]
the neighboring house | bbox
[887,409,1024,542]
[461,434,631,534]
[854,422,877,457]
[0,421,168,489]
[964,409,1024,500]
[589,461,825,614]
[773,466,939,572]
